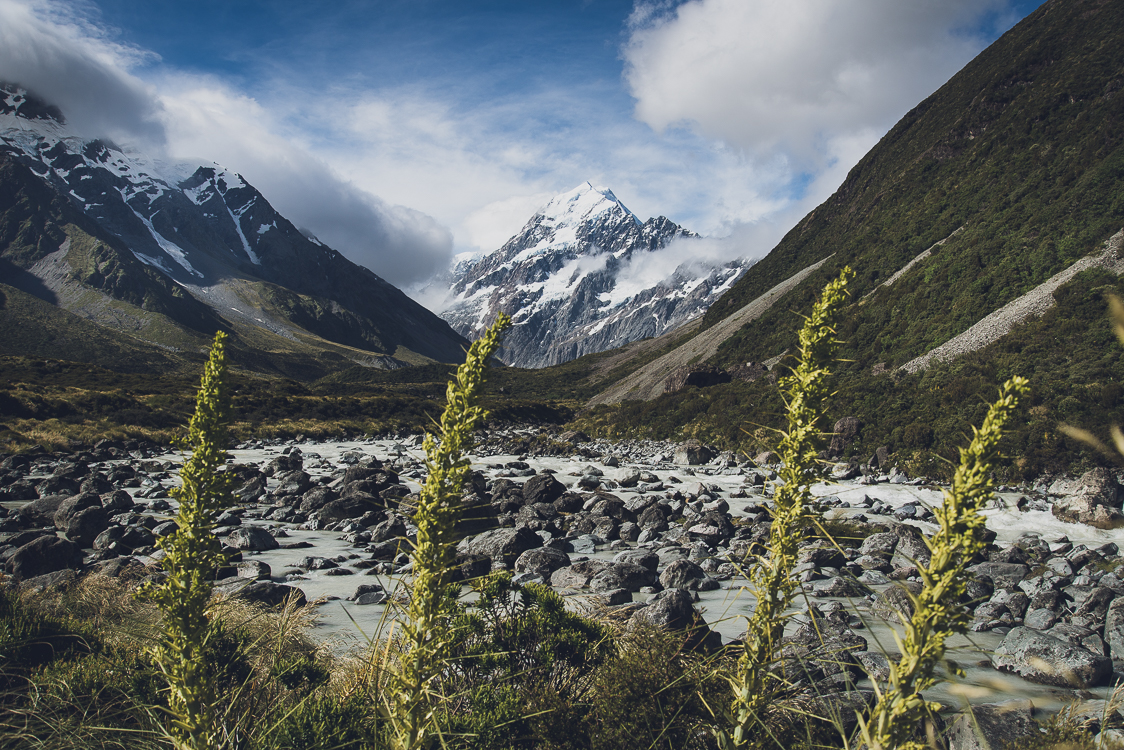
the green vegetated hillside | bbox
[0,345,589,454]
[576,0,1124,477]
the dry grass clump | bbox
[0,571,372,750]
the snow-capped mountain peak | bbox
[442,182,751,368]
[0,81,470,365]
[537,181,637,227]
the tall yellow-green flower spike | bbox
[143,331,236,750]
[718,267,852,750]
[384,314,511,750]
[860,376,1029,750]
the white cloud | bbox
[613,0,1016,274]
[305,85,796,259]
[0,0,454,287]
[623,0,1007,170]
[0,0,164,146]
[463,192,555,252]
[155,82,453,286]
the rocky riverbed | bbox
[5,427,1124,746]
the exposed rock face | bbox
[663,365,731,394]
[1052,468,1124,529]
[442,182,749,368]
[728,362,768,383]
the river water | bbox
[15,435,1124,712]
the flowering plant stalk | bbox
[144,331,236,750]
[859,376,1029,750]
[718,267,852,750]
[384,314,511,750]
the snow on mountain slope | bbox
[442,182,750,368]
[0,83,468,365]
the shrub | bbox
[448,572,612,697]
[258,694,376,750]
[579,624,715,750]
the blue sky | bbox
[1,0,1045,297]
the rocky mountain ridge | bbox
[442,183,748,368]
[0,83,468,374]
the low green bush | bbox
[255,694,376,750]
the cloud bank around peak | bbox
[623,0,1012,172]
[0,0,453,287]
[0,0,164,147]
[156,83,453,286]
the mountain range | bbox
[442,183,749,368]
[0,83,468,377]
[4,0,1124,477]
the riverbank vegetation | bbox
[2,280,1116,750]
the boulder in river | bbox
[514,547,570,579]
[673,439,716,466]
[227,526,280,552]
[550,559,612,590]
[455,527,542,569]
[522,473,565,505]
[1051,468,1124,529]
[214,578,306,608]
[631,588,700,631]
[992,626,1112,688]
[659,559,719,592]
[589,562,658,593]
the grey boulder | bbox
[7,535,83,579]
[1051,468,1124,529]
[589,563,658,592]
[659,559,719,591]
[456,527,542,568]
[631,588,699,631]
[944,700,1038,750]
[992,626,1112,687]
[514,547,571,579]
[228,526,280,551]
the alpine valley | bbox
[4,0,1124,479]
